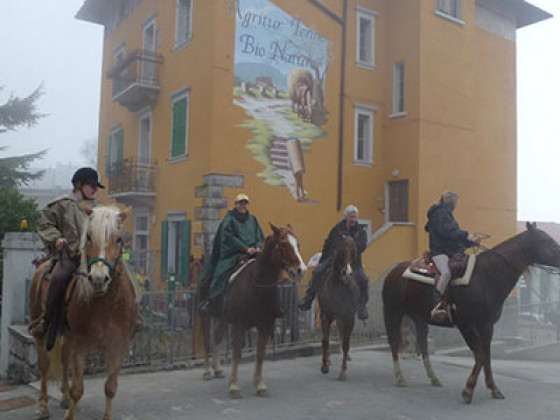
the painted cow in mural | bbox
[288,68,314,123]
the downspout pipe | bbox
[306,0,347,211]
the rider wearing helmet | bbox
[30,167,104,342]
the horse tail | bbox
[382,262,409,355]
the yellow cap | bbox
[235,193,250,203]
[20,219,28,231]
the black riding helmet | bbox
[71,167,105,189]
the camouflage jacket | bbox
[36,195,97,260]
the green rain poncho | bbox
[200,209,264,300]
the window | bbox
[354,104,375,165]
[356,6,376,68]
[160,214,191,285]
[170,90,189,159]
[175,0,193,49]
[106,127,123,176]
[392,61,405,115]
[436,0,462,20]
[134,208,150,274]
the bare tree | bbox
[80,137,98,167]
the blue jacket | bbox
[425,203,472,257]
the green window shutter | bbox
[105,134,112,176]
[180,219,191,286]
[160,220,169,281]
[171,97,187,157]
[116,129,124,172]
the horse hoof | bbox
[202,372,212,381]
[35,408,50,420]
[256,387,269,397]
[338,372,347,381]
[396,377,407,387]
[346,354,352,362]
[229,388,242,399]
[321,365,329,374]
[431,378,443,387]
[491,389,505,400]
[461,389,473,404]
[214,370,226,379]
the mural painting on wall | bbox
[233,0,332,203]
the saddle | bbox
[409,252,470,284]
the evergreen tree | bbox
[0,84,46,187]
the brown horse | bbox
[29,206,134,420]
[382,222,560,403]
[317,233,359,381]
[198,223,307,398]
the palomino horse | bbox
[198,224,307,398]
[382,222,560,403]
[29,206,134,420]
[317,233,359,380]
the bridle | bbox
[87,254,122,274]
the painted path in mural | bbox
[234,95,313,202]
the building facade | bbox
[77,0,550,288]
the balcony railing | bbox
[107,157,157,196]
[106,49,163,112]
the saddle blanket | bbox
[228,259,256,284]
[403,255,477,287]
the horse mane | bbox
[77,205,123,300]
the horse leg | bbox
[480,323,504,400]
[254,327,271,397]
[60,339,71,409]
[384,305,406,387]
[413,316,441,387]
[35,339,50,419]
[336,319,353,381]
[212,317,226,378]
[102,346,126,420]
[228,324,243,399]
[321,314,332,374]
[64,350,87,420]
[201,315,213,380]
[458,324,484,404]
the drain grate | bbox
[0,396,35,412]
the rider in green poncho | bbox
[197,193,264,315]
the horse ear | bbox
[118,209,128,224]
[526,221,534,231]
[287,223,293,233]
[532,222,537,229]
[269,223,280,235]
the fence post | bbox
[0,232,45,378]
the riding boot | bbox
[298,286,316,311]
[357,303,368,320]
[430,289,448,323]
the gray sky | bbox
[0,0,558,223]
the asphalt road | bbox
[3,347,560,420]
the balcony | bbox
[107,49,163,112]
[107,157,157,208]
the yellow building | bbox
[77,0,550,288]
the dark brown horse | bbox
[317,233,359,380]
[382,222,560,403]
[198,224,307,398]
[29,206,134,420]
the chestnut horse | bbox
[198,224,307,398]
[317,233,359,380]
[29,206,134,420]
[382,222,560,403]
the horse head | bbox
[79,206,127,298]
[524,222,560,269]
[269,223,307,281]
[332,230,357,285]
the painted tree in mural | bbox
[0,84,46,187]
[286,36,332,111]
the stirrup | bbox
[29,318,47,338]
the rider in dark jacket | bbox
[425,191,477,322]
[299,205,369,320]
